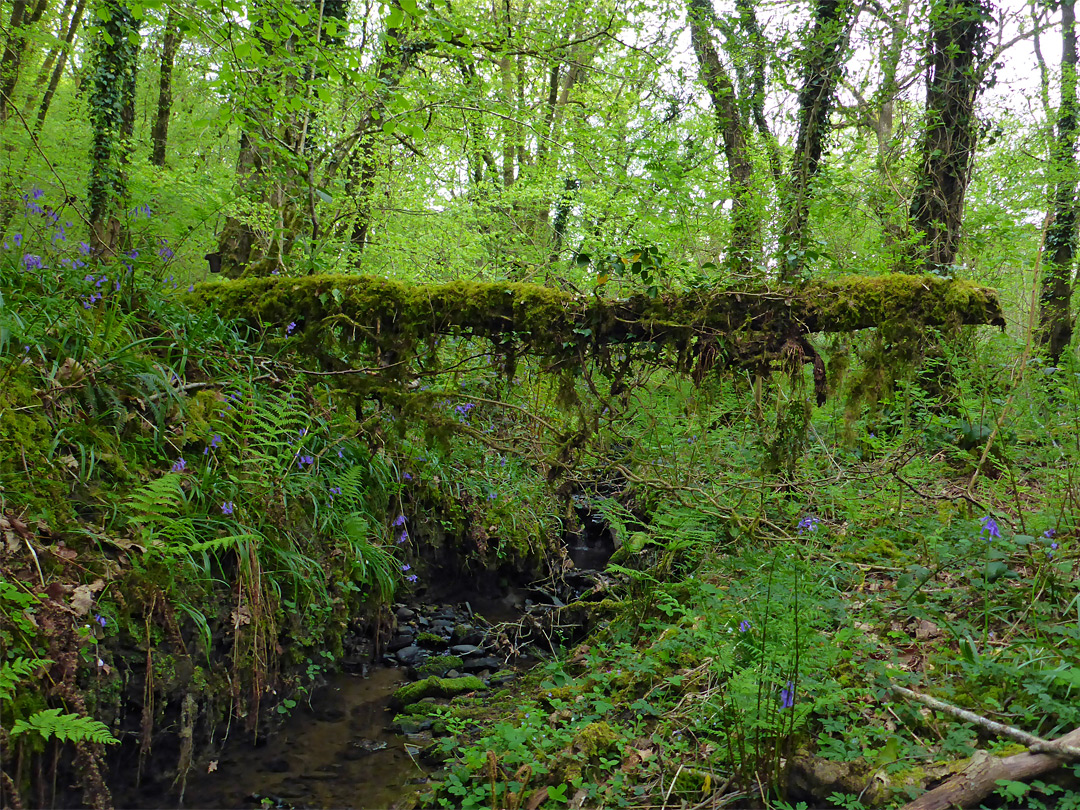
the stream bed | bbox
[178,666,425,810]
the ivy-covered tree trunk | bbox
[779,0,855,280]
[87,0,140,252]
[686,0,757,271]
[908,0,992,273]
[1038,0,1079,362]
[150,6,182,167]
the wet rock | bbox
[342,738,388,760]
[263,758,291,773]
[417,616,430,627]
[488,671,518,686]
[395,606,416,621]
[387,633,415,653]
[430,619,456,633]
[462,656,502,673]
[450,644,483,657]
[395,645,427,666]
[446,669,462,678]
[391,717,424,734]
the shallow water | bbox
[179,667,426,810]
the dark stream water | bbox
[179,667,425,810]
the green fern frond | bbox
[127,473,186,521]
[0,657,51,701]
[10,707,118,744]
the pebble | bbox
[395,606,416,621]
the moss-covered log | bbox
[187,273,1004,372]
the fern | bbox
[0,657,50,702]
[127,473,186,521]
[10,708,118,744]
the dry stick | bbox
[890,684,1080,758]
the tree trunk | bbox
[24,0,74,108]
[87,0,140,253]
[780,0,856,279]
[0,0,49,123]
[150,7,183,166]
[33,0,84,132]
[686,0,757,271]
[1038,0,1078,362]
[908,0,993,273]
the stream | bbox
[133,522,615,809]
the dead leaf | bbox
[70,584,96,615]
[231,606,251,629]
[53,544,77,561]
[525,789,547,810]
[207,760,218,774]
[915,620,942,640]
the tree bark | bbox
[1038,0,1079,362]
[908,0,993,273]
[24,0,74,107]
[150,7,183,166]
[901,726,1080,810]
[0,0,49,123]
[686,0,757,271]
[33,0,84,132]
[780,0,856,279]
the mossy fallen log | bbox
[187,273,1004,376]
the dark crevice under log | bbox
[188,273,1004,382]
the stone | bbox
[395,606,416,621]
[395,645,427,666]
[387,633,414,652]
[462,656,502,673]
[451,644,483,657]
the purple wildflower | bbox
[797,515,819,534]
[780,681,794,709]
[13,233,22,247]
[171,458,187,473]
[94,614,107,627]
[392,515,407,527]
[221,501,234,515]
[738,620,751,633]
[406,574,418,583]
[980,515,1001,540]
[286,322,296,334]
[397,531,408,544]
[22,254,43,270]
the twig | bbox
[889,684,1080,759]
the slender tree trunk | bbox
[686,0,757,270]
[1038,0,1079,361]
[24,0,74,107]
[908,0,993,273]
[735,0,783,183]
[0,0,49,123]
[780,0,856,279]
[33,0,84,131]
[150,7,183,166]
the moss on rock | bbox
[392,676,486,707]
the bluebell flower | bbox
[406,574,418,583]
[221,501,234,515]
[392,515,407,527]
[797,515,819,534]
[738,620,751,632]
[780,681,795,709]
[171,458,187,473]
[980,515,1001,539]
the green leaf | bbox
[386,6,405,28]
[400,0,418,13]
[316,189,333,203]
[234,41,251,59]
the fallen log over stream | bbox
[189,273,1004,377]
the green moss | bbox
[415,631,444,647]
[415,655,463,678]
[392,676,486,707]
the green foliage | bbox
[10,708,119,745]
